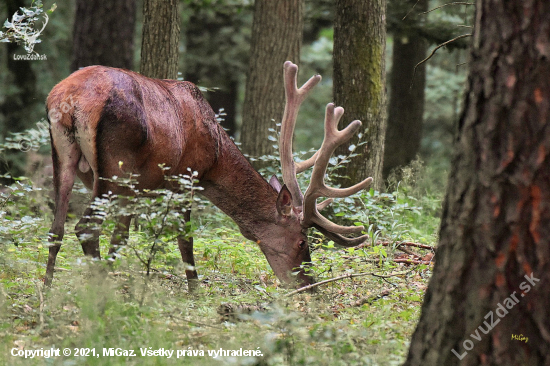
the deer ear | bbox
[276,185,293,217]
[269,175,283,192]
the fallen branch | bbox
[353,288,391,307]
[355,241,435,251]
[394,258,432,265]
[285,271,409,297]
[395,245,416,256]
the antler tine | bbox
[302,103,373,235]
[280,61,321,207]
[316,198,333,211]
[314,224,370,248]
[295,150,319,173]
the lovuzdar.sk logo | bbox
[0,2,56,61]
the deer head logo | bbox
[1,3,53,55]
[14,13,49,54]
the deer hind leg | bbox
[75,206,102,258]
[75,172,107,258]
[177,210,198,292]
[108,214,133,256]
[46,130,80,286]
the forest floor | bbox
[1,167,440,365]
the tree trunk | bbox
[140,0,180,79]
[404,1,550,365]
[183,6,251,137]
[184,70,238,136]
[71,0,136,71]
[383,0,427,179]
[208,81,238,136]
[333,0,386,191]
[240,0,304,167]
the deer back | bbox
[47,65,224,193]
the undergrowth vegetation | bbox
[0,157,442,366]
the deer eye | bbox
[298,240,307,250]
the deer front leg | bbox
[177,210,198,292]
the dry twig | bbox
[402,0,422,20]
[411,34,472,87]
[286,271,409,297]
[352,289,391,307]
[421,2,474,15]
[355,240,435,251]
[394,258,432,265]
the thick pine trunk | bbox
[240,0,303,166]
[383,0,427,179]
[404,1,550,365]
[333,0,386,191]
[71,0,136,71]
[140,0,180,79]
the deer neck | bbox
[200,141,278,241]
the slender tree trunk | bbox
[240,0,304,166]
[184,7,249,137]
[71,0,136,71]
[184,70,238,136]
[333,0,386,191]
[383,0,427,179]
[208,81,238,136]
[140,0,180,79]
[404,1,550,365]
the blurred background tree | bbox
[383,0,428,180]
[141,0,180,78]
[239,0,304,169]
[333,0,386,191]
[71,0,136,71]
[183,0,252,136]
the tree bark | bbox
[333,0,386,191]
[140,0,180,79]
[404,1,550,365]
[383,0,427,179]
[71,0,136,71]
[240,0,304,167]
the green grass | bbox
[0,166,440,366]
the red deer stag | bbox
[45,61,372,289]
